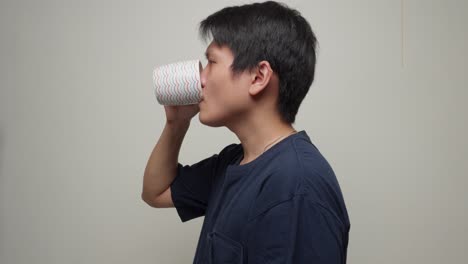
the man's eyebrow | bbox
[204,49,214,59]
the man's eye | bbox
[208,60,215,64]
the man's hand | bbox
[164,104,200,124]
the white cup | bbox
[152,59,203,105]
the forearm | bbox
[141,120,190,201]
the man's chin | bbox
[198,113,224,128]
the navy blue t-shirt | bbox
[170,130,350,263]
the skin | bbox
[198,41,296,165]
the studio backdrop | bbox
[1,0,467,263]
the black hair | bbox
[198,1,318,124]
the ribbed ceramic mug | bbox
[152,59,203,105]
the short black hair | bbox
[198,1,318,124]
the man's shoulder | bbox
[217,142,242,162]
[249,137,342,217]
[220,142,241,154]
[246,142,304,216]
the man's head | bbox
[197,1,317,127]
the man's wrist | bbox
[165,119,191,130]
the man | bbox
[142,1,350,263]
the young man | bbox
[142,1,350,263]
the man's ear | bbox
[248,61,274,96]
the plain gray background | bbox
[1,0,467,263]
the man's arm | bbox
[141,103,199,208]
[141,120,190,208]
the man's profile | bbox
[142,1,350,263]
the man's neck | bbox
[227,115,296,164]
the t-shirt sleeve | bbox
[170,144,237,223]
[245,195,349,264]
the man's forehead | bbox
[204,42,234,59]
[204,48,214,57]
[205,43,219,56]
